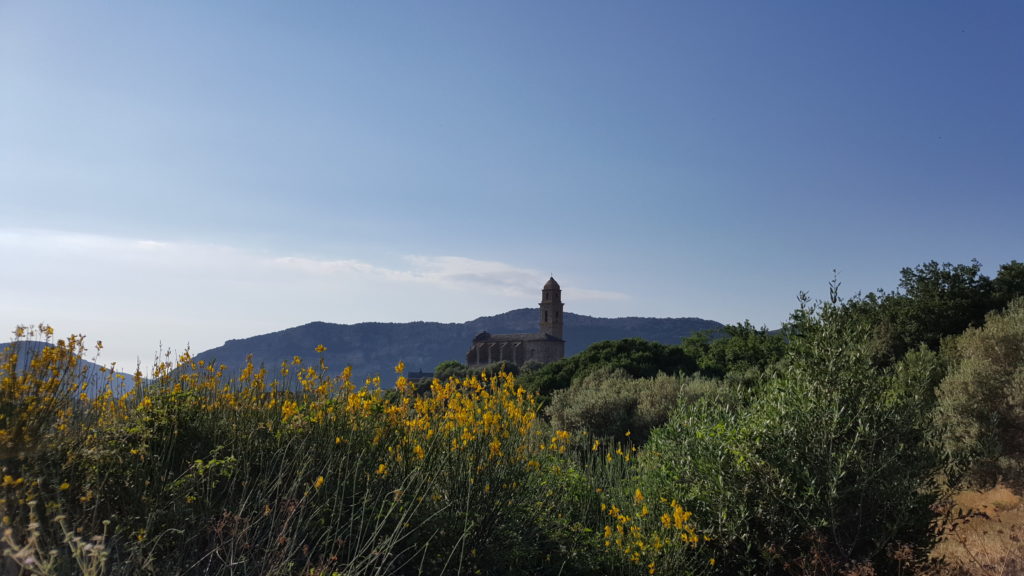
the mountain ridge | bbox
[193,309,723,384]
[2,341,135,397]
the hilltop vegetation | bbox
[3,259,1024,575]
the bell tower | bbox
[539,277,564,339]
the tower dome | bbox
[544,277,560,290]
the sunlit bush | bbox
[546,369,720,445]
[645,293,940,573]
[933,297,1024,489]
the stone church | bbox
[466,277,565,367]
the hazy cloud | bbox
[1,229,630,368]
[1,230,628,300]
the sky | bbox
[2,2,1022,370]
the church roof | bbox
[472,331,563,343]
[544,277,560,290]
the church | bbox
[466,277,565,367]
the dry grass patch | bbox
[931,485,1024,576]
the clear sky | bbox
[2,2,1022,370]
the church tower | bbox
[539,277,564,339]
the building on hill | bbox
[466,277,565,367]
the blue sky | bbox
[2,2,1022,369]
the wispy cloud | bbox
[401,256,543,296]
[271,254,629,301]
[1,229,627,295]
[271,256,410,280]
[0,228,631,368]
[267,254,540,296]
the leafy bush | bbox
[933,297,1024,489]
[841,260,1011,366]
[993,260,1024,311]
[518,338,697,400]
[546,369,720,445]
[536,430,713,576]
[643,292,941,573]
[433,359,468,381]
[433,359,517,382]
[680,321,787,382]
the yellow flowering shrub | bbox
[1,328,710,575]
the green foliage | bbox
[681,321,787,382]
[518,359,544,375]
[832,259,1010,369]
[895,259,994,350]
[433,359,467,381]
[546,370,720,445]
[933,297,1024,489]
[644,291,940,573]
[993,260,1024,310]
[517,338,697,400]
[433,360,517,382]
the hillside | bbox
[191,309,722,384]
[1,340,135,397]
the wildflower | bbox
[280,400,299,422]
[315,344,326,353]
[313,476,325,490]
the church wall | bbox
[467,341,526,366]
[523,340,564,365]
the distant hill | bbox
[192,309,723,385]
[1,341,135,397]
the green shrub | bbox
[433,359,468,381]
[681,321,787,382]
[518,339,697,400]
[933,297,1024,489]
[546,369,720,445]
[643,293,940,573]
[433,360,518,382]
